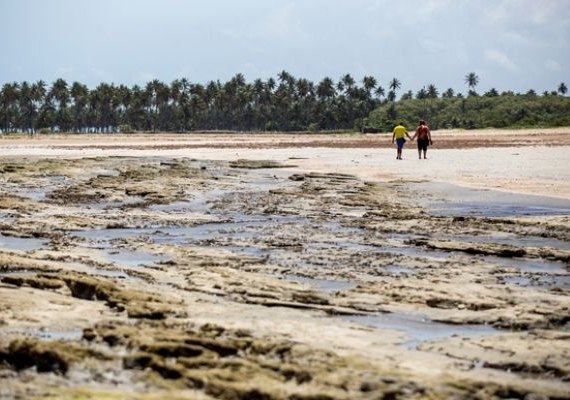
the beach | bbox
[1,128,569,399]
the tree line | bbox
[0,72,567,134]
[368,73,569,131]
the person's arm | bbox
[406,130,413,140]
[411,128,418,141]
[391,131,395,143]
[427,127,432,143]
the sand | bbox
[2,127,569,198]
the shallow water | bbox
[342,312,502,350]
[452,233,570,251]
[410,182,570,217]
[284,275,358,292]
[0,234,48,252]
[500,274,570,290]
[64,175,570,295]
[104,248,165,267]
[3,328,85,341]
[484,255,567,273]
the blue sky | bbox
[2,0,569,94]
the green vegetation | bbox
[368,90,570,131]
[0,72,567,134]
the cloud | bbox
[485,49,517,71]
[482,0,570,28]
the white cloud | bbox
[485,49,517,71]
[482,0,570,28]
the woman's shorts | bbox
[417,139,429,152]
[396,138,406,149]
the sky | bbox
[2,0,569,95]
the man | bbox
[391,122,413,160]
[411,120,432,159]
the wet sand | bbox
[0,128,569,399]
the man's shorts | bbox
[396,138,406,149]
[417,139,429,152]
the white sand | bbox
[1,133,569,199]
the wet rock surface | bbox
[1,156,569,399]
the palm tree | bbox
[278,70,295,89]
[70,81,89,132]
[341,73,356,94]
[558,82,567,96]
[442,88,454,98]
[416,87,427,99]
[426,84,438,99]
[387,78,401,102]
[49,78,71,131]
[374,85,385,100]
[316,77,335,101]
[484,88,499,97]
[315,77,336,129]
[1,82,19,133]
[362,76,377,93]
[93,83,116,132]
[525,89,537,97]
[19,80,46,134]
[464,72,479,95]
[464,72,481,127]
[145,79,169,132]
[389,78,401,92]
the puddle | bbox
[149,189,245,214]
[0,234,48,252]
[72,228,157,243]
[149,201,197,213]
[384,266,414,275]
[452,233,570,252]
[2,328,84,341]
[409,182,570,217]
[35,329,84,341]
[342,312,501,349]
[104,249,165,267]
[12,187,50,201]
[285,275,357,292]
[484,255,567,274]
[501,274,570,290]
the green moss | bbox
[0,338,105,375]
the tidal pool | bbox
[342,312,502,350]
[0,234,48,252]
[409,182,570,217]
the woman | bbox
[412,120,432,159]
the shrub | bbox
[118,124,134,133]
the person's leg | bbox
[396,139,403,159]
